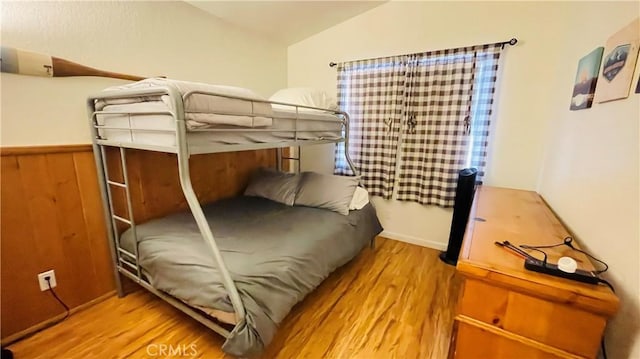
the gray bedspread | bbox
[120,196,382,357]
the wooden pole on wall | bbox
[0,46,148,81]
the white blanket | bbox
[100,102,272,129]
[96,78,274,128]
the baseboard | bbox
[1,290,116,346]
[381,230,447,251]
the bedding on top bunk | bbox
[119,196,382,357]
[96,78,275,129]
[97,104,343,147]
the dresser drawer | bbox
[458,279,604,358]
[451,317,581,359]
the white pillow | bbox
[269,88,338,112]
[349,186,370,211]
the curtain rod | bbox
[328,38,518,67]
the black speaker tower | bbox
[439,168,478,266]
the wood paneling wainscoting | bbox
[103,148,275,224]
[0,144,275,341]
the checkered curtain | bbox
[334,57,407,199]
[396,44,502,207]
[466,45,503,181]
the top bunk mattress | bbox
[94,78,344,147]
[119,195,382,356]
[97,104,342,147]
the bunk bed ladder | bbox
[99,146,143,282]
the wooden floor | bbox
[8,237,461,358]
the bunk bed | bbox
[86,79,382,356]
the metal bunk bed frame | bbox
[86,85,358,340]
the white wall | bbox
[0,1,287,146]
[288,2,639,357]
[537,13,640,359]
[288,1,572,249]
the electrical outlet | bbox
[37,270,57,291]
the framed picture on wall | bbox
[570,47,603,110]
[594,17,640,103]
[635,76,640,94]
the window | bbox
[335,44,503,207]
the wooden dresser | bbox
[449,186,619,359]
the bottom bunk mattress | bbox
[119,196,382,356]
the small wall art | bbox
[594,18,640,103]
[570,47,603,110]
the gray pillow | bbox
[295,172,359,215]
[244,167,300,206]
